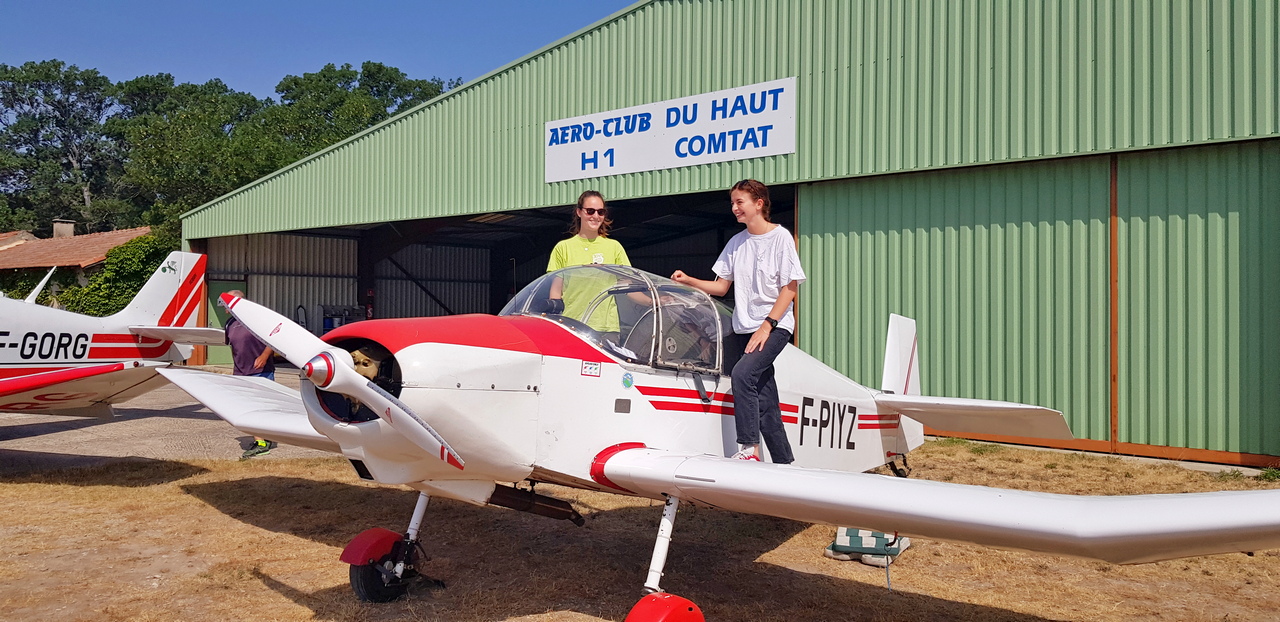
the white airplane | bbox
[0,251,224,418]
[160,264,1280,620]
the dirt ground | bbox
[2,376,1279,621]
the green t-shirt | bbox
[547,235,631,271]
[546,236,631,333]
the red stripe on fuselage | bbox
[648,400,735,415]
[88,342,172,359]
[92,334,164,344]
[637,385,733,403]
[635,385,800,414]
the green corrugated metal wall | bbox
[798,158,1111,440]
[183,0,1279,240]
[1118,139,1280,454]
[800,138,1280,452]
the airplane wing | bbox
[129,326,226,345]
[598,447,1280,565]
[874,393,1074,440]
[0,361,167,417]
[157,368,341,453]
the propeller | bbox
[220,293,464,470]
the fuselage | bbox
[312,313,921,491]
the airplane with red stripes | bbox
[0,251,223,418]
[160,264,1280,620]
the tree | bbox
[260,61,460,159]
[0,60,133,235]
[112,74,280,238]
[2,59,460,240]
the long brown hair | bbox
[569,190,613,237]
[731,179,771,222]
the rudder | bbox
[881,314,925,451]
[881,314,920,396]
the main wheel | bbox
[350,559,409,603]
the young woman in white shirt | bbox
[671,179,806,463]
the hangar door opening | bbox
[201,186,795,341]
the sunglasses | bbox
[580,207,608,216]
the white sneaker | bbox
[731,448,761,461]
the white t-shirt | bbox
[712,225,807,334]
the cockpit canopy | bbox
[500,265,734,374]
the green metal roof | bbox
[184,0,1279,240]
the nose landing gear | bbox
[342,492,443,602]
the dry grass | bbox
[2,442,1280,621]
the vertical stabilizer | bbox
[109,251,207,328]
[882,314,925,451]
[881,314,920,395]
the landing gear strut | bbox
[343,492,442,602]
[624,495,705,622]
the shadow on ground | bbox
[0,453,207,484]
[185,476,1053,622]
[0,404,218,444]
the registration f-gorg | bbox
[0,252,222,418]
[162,264,1280,621]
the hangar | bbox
[182,0,1280,466]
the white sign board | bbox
[544,77,797,183]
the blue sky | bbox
[1,1,638,99]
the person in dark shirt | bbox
[224,289,277,459]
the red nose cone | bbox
[303,352,336,388]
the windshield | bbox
[500,265,733,373]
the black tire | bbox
[350,561,408,603]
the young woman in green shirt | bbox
[545,191,631,335]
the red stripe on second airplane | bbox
[92,334,155,344]
[88,342,172,359]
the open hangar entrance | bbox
[198,186,795,363]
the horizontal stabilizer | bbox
[601,448,1280,564]
[158,368,340,453]
[875,393,1074,440]
[129,325,226,345]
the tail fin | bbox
[882,314,925,452]
[110,251,208,327]
[881,314,920,396]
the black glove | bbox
[533,298,565,315]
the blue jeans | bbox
[725,328,794,464]
[246,370,275,381]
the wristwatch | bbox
[765,316,779,329]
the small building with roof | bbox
[0,226,152,298]
[0,231,37,252]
